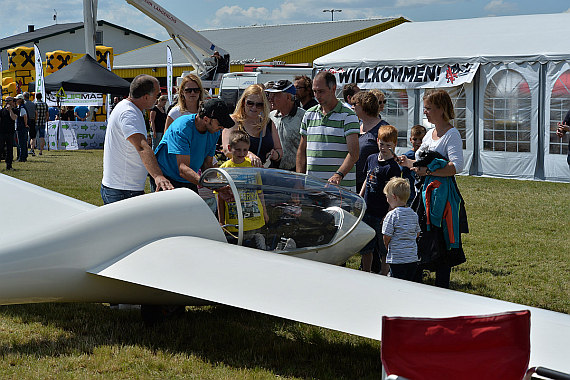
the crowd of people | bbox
[14,68,555,289]
[96,71,475,289]
[0,92,113,170]
[0,92,49,168]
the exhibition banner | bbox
[46,121,106,150]
[46,92,104,107]
[167,45,173,105]
[106,52,112,120]
[34,44,45,97]
[326,63,480,90]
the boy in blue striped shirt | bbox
[382,177,421,281]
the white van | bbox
[219,67,313,110]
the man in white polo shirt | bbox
[101,74,173,204]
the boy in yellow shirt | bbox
[218,130,269,249]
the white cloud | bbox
[484,0,517,14]
[394,0,453,7]
[210,1,390,27]
[213,5,271,26]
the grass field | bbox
[0,149,568,379]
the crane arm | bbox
[125,0,229,76]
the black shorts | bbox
[28,120,37,139]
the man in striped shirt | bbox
[296,71,360,192]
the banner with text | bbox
[46,92,104,107]
[46,121,106,150]
[324,63,479,89]
[34,44,46,97]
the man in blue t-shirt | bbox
[74,106,90,121]
[153,98,234,192]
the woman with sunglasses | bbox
[222,84,283,167]
[164,74,204,131]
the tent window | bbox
[382,89,409,147]
[549,70,570,155]
[483,69,531,152]
[422,85,467,149]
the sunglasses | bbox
[184,87,201,93]
[246,100,264,108]
[295,86,307,90]
[379,99,387,104]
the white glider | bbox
[0,168,568,374]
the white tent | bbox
[314,13,570,182]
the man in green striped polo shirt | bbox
[296,71,360,192]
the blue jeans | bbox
[152,132,163,151]
[16,129,28,161]
[100,184,144,205]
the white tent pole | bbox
[83,0,97,58]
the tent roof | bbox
[114,18,400,68]
[0,20,159,51]
[314,13,570,68]
[44,54,131,95]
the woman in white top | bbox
[400,90,463,176]
[398,89,466,289]
[164,74,204,131]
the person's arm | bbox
[126,133,173,191]
[7,105,17,121]
[556,122,570,137]
[149,110,157,138]
[329,133,359,184]
[202,156,215,171]
[414,163,457,177]
[267,121,283,162]
[164,115,174,131]
[175,154,201,185]
[217,195,226,226]
[359,178,367,197]
[246,151,263,167]
[383,235,391,250]
[22,111,28,128]
[296,135,307,173]
[221,126,236,159]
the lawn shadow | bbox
[0,302,383,380]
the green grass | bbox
[1,149,569,379]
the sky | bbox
[0,0,569,42]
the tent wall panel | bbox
[478,63,539,179]
[544,61,570,181]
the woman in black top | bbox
[150,95,168,150]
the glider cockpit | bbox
[200,168,371,264]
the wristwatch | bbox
[335,171,345,179]
[426,169,432,175]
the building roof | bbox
[0,20,159,51]
[113,18,400,69]
[314,13,570,68]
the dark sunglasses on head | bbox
[295,86,307,89]
[246,100,264,108]
[184,87,201,93]
[380,99,387,104]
